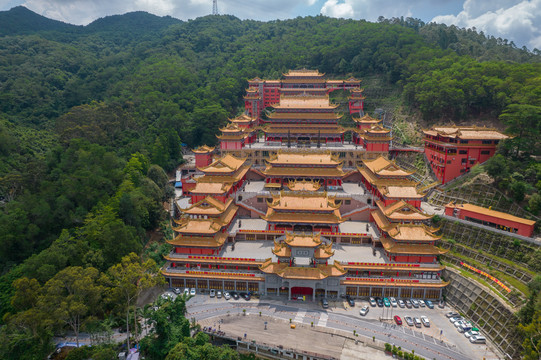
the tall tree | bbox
[40,266,103,347]
[105,253,163,350]
[500,104,541,157]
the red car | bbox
[394,315,402,325]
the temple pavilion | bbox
[262,191,345,233]
[358,156,425,207]
[262,149,350,188]
[260,231,346,299]
[188,154,249,203]
[168,197,238,256]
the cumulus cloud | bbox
[432,0,541,50]
[321,0,354,18]
[319,0,443,21]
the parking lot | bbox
[338,298,497,359]
[163,289,500,359]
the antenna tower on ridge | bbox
[212,0,219,15]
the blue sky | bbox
[1,0,540,50]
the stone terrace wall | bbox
[440,219,539,271]
[443,268,523,359]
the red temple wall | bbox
[444,206,534,237]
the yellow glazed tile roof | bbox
[263,208,344,224]
[423,126,509,140]
[286,179,322,191]
[284,231,322,247]
[266,150,341,166]
[362,156,413,177]
[376,200,432,221]
[192,145,215,153]
[380,237,448,255]
[378,185,424,199]
[387,224,441,241]
[272,95,337,109]
[181,196,231,216]
[198,154,247,173]
[166,232,228,247]
[267,191,341,211]
[447,203,536,226]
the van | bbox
[458,324,472,333]
[469,335,486,344]
[321,298,329,309]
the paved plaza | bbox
[179,292,501,360]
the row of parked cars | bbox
[445,311,486,344]
[368,296,437,309]
[209,289,252,301]
[358,304,430,328]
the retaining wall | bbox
[443,268,523,359]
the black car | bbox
[230,291,240,300]
[240,292,251,301]
[376,297,384,307]
[346,295,355,307]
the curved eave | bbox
[341,279,450,288]
[162,270,265,282]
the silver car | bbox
[464,330,480,338]
[359,306,369,316]
[398,299,405,308]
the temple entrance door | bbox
[291,286,313,301]
[298,137,310,147]
[294,224,312,232]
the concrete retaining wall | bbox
[443,268,523,359]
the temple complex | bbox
[164,69,449,301]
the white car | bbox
[190,288,196,296]
[217,290,222,298]
[469,335,486,344]
[183,288,190,296]
[413,317,422,328]
[397,299,405,308]
[464,330,480,338]
[359,306,369,316]
[418,299,426,308]
[224,291,231,300]
[160,293,173,300]
[454,320,470,328]
[390,297,398,307]
[421,316,430,327]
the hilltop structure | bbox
[423,126,508,184]
[164,69,449,301]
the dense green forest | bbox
[0,6,540,359]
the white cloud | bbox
[321,0,354,18]
[432,0,541,50]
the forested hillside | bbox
[0,7,540,359]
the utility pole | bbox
[212,0,219,15]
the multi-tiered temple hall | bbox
[163,70,450,301]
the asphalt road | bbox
[183,295,488,360]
